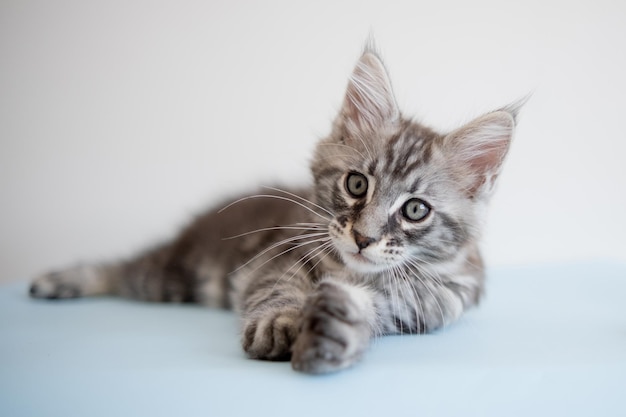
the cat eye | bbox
[345,172,368,198]
[402,198,430,222]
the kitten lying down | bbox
[30,47,521,374]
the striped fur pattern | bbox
[30,47,519,374]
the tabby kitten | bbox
[30,47,519,374]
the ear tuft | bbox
[341,51,399,132]
[362,32,380,57]
[500,94,532,125]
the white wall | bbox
[1,0,625,283]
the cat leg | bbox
[291,279,378,374]
[239,268,313,361]
[30,263,118,300]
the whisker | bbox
[278,241,334,287]
[230,232,328,274]
[239,237,331,278]
[304,242,335,275]
[413,261,462,312]
[293,222,328,227]
[387,268,403,335]
[284,240,331,278]
[406,258,444,287]
[262,186,335,218]
[381,270,395,334]
[218,194,332,222]
[398,265,425,334]
[399,265,424,335]
[404,259,449,328]
[222,225,325,240]
[391,266,411,335]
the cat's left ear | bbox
[341,51,400,132]
[444,110,515,198]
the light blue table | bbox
[1,262,624,417]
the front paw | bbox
[242,308,300,361]
[291,283,370,374]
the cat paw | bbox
[242,308,300,361]
[30,270,83,299]
[291,282,370,374]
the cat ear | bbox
[444,110,515,198]
[341,51,399,131]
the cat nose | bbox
[352,230,375,250]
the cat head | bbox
[311,48,519,274]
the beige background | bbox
[2,0,625,283]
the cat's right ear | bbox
[340,51,400,132]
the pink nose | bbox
[352,230,375,250]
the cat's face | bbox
[313,120,477,275]
[311,50,516,274]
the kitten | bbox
[30,47,520,374]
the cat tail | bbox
[29,260,124,300]
[29,242,200,303]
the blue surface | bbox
[1,262,625,417]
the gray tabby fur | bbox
[30,46,519,374]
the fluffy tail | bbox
[29,244,200,303]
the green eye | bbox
[345,172,368,198]
[402,198,430,222]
